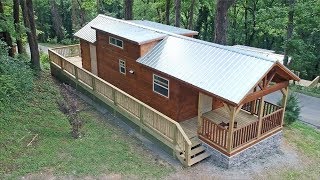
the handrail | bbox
[49,47,192,165]
[262,108,283,119]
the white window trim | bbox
[153,74,169,98]
[109,36,124,49]
[119,59,126,75]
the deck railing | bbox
[199,117,228,149]
[199,107,283,153]
[49,46,192,166]
[242,99,281,117]
[261,108,283,135]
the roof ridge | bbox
[96,14,276,63]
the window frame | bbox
[109,36,124,49]
[153,74,169,98]
[119,59,126,75]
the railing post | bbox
[257,96,265,138]
[139,104,144,133]
[227,106,236,153]
[280,87,289,126]
[184,141,191,166]
[92,77,96,91]
[172,126,177,158]
[60,57,64,70]
[112,88,117,116]
[74,66,78,80]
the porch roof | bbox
[137,36,299,105]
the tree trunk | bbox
[188,0,196,29]
[165,0,170,25]
[174,0,181,27]
[124,0,133,20]
[50,0,64,43]
[0,0,14,57]
[283,0,295,67]
[21,0,40,70]
[231,2,237,45]
[13,0,24,54]
[213,0,236,45]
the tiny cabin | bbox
[50,15,300,168]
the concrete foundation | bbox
[203,131,282,168]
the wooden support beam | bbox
[227,106,236,152]
[257,96,265,138]
[241,81,289,104]
[198,93,203,133]
[280,87,289,126]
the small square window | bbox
[119,60,126,74]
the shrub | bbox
[40,52,50,69]
[278,93,301,126]
[0,41,34,106]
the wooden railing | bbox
[48,47,192,166]
[232,121,259,149]
[199,108,283,153]
[242,99,281,117]
[261,108,283,135]
[199,117,228,150]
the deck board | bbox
[66,56,82,67]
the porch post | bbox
[280,87,289,126]
[227,106,236,153]
[257,96,265,138]
[251,87,257,115]
[197,93,203,134]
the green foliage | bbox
[290,84,320,98]
[278,93,301,126]
[0,72,172,178]
[40,52,50,69]
[0,41,33,107]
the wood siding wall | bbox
[95,30,198,122]
[80,39,91,71]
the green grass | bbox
[290,84,320,98]
[0,72,172,179]
[280,122,320,179]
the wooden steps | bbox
[177,137,211,166]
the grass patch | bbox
[0,72,172,179]
[290,84,320,98]
[279,122,320,179]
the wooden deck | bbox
[180,116,198,139]
[203,107,258,128]
[66,56,82,67]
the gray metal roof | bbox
[130,20,198,36]
[90,15,166,44]
[232,45,288,64]
[137,36,278,104]
[74,16,101,43]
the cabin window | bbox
[109,36,123,48]
[119,59,126,74]
[153,74,169,98]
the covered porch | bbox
[180,64,299,156]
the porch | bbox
[181,99,283,155]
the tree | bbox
[50,0,64,43]
[13,0,24,54]
[20,0,40,70]
[0,0,14,57]
[165,0,170,25]
[283,0,295,67]
[124,0,133,20]
[213,0,235,45]
[188,0,196,29]
[174,0,181,27]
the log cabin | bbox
[49,14,300,168]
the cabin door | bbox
[90,44,98,75]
